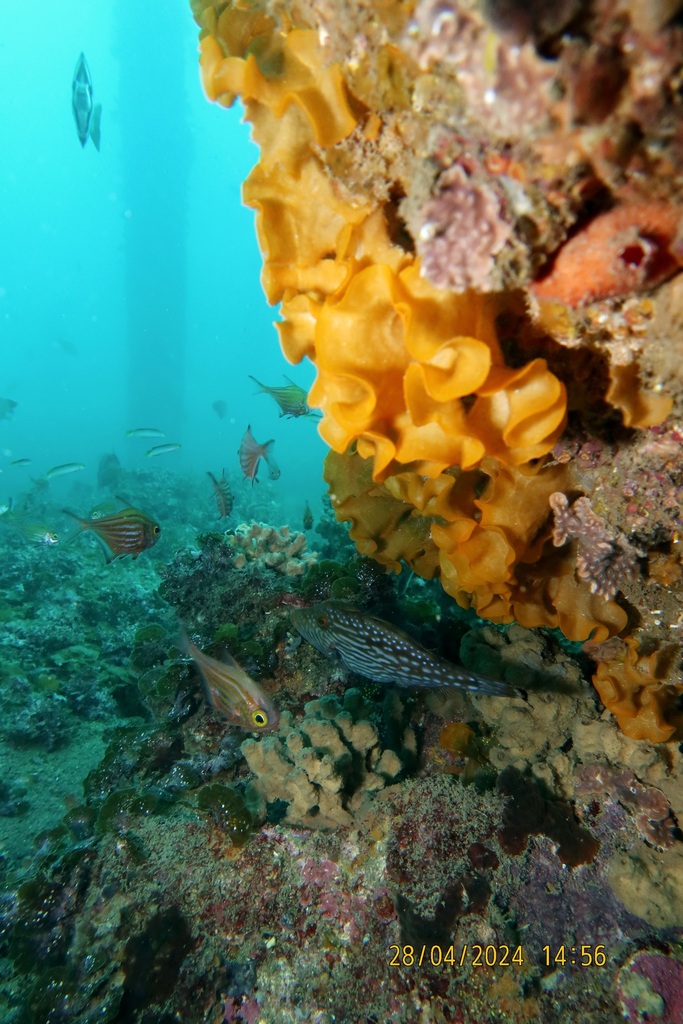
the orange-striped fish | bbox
[238,425,280,485]
[182,634,279,732]
[207,470,233,519]
[63,504,160,563]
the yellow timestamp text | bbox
[543,945,607,967]
[388,944,525,968]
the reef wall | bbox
[191,0,683,743]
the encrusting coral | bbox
[192,0,683,742]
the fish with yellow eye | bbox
[181,632,279,732]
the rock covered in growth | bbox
[241,690,414,828]
[227,522,317,575]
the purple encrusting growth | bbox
[549,491,643,600]
[417,165,511,292]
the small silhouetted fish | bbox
[10,459,31,467]
[0,398,17,421]
[146,443,181,457]
[291,600,522,698]
[249,375,320,419]
[238,425,280,484]
[56,338,79,357]
[72,53,101,150]
[97,452,122,491]
[63,505,160,564]
[181,631,279,732]
[207,470,233,519]
[212,400,227,420]
[45,463,85,480]
[126,428,166,438]
[303,502,313,531]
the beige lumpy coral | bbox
[241,692,414,828]
[227,522,317,575]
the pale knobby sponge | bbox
[227,521,317,576]
[241,690,414,828]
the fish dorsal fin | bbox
[220,650,241,671]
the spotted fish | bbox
[182,632,279,732]
[291,600,522,698]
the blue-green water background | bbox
[1,0,327,520]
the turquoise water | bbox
[1,0,327,520]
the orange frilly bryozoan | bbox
[193,1,676,743]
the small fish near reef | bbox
[212,399,227,420]
[182,632,279,732]
[45,463,86,480]
[0,398,17,421]
[0,501,59,546]
[303,501,314,531]
[146,443,181,458]
[63,504,160,564]
[72,53,102,151]
[291,601,523,698]
[238,425,280,485]
[126,427,166,439]
[249,375,321,419]
[207,470,233,520]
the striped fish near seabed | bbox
[62,504,160,563]
[291,600,524,698]
[207,470,233,520]
[72,53,101,151]
[182,632,279,732]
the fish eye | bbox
[316,614,329,629]
[153,525,160,535]
[251,709,269,728]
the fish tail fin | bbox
[248,375,265,393]
[90,104,102,151]
[60,509,86,546]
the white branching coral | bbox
[549,492,643,600]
